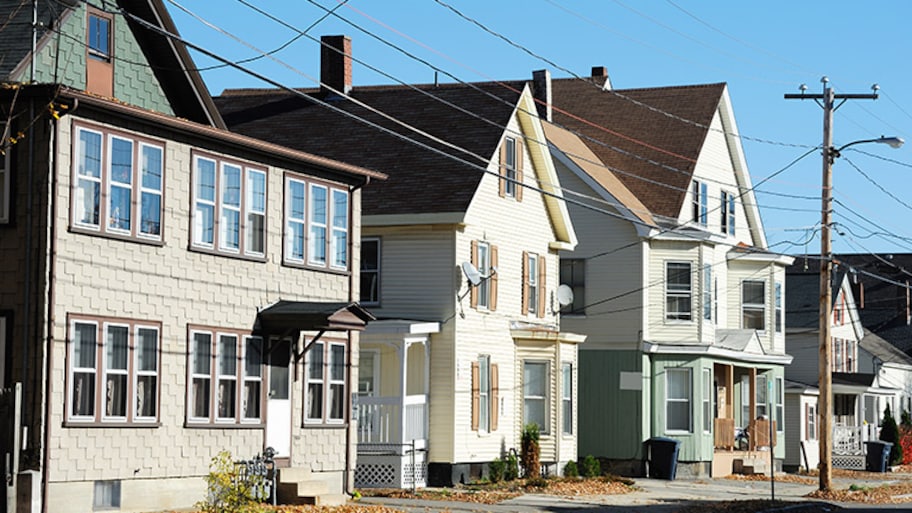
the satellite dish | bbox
[556,284,574,306]
[461,261,482,287]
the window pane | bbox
[330,345,345,381]
[245,338,262,378]
[667,369,689,400]
[289,181,306,219]
[329,384,344,420]
[310,226,326,263]
[106,326,128,371]
[72,373,95,417]
[743,281,765,304]
[141,145,162,190]
[667,402,690,431]
[109,185,132,231]
[110,138,133,185]
[309,186,327,264]
[524,398,545,429]
[105,374,127,417]
[332,190,348,229]
[193,333,211,374]
[248,171,266,212]
[218,379,236,418]
[192,377,210,418]
[77,180,100,226]
[667,263,691,290]
[307,383,323,419]
[136,328,157,371]
[136,375,156,418]
[221,210,240,249]
[196,159,216,202]
[79,130,102,178]
[243,380,261,420]
[309,343,324,379]
[219,335,237,376]
[73,323,97,369]
[222,165,241,207]
[524,362,546,397]
[311,185,327,224]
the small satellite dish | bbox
[461,261,482,287]
[556,284,574,306]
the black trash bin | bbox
[865,440,893,472]
[646,437,681,480]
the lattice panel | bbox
[832,454,865,470]
[402,463,427,487]
[355,463,396,488]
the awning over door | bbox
[254,301,375,337]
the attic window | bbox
[692,180,707,226]
[88,13,111,62]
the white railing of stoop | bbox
[356,394,427,446]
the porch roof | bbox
[832,372,899,395]
[254,301,375,337]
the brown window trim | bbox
[281,172,351,272]
[86,7,113,62]
[65,314,162,426]
[186,324,266,427]
[70,121,167,244]
[190,150,268,260]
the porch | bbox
[711,363,778,477]
[354,320,437,489]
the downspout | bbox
[344,176,369,494]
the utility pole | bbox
[785,77,878,492]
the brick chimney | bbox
[531,69,552,122]
[320,35,352,97]
[591,66,612,90]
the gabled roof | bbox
[785,262,849,330]
[550,80,724,219]
[860,329,912,367]
[217,81,526,217]
[0,0,224,128]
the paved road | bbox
[360,475,912,512]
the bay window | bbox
[666,262,692,321]
[666,367,691,432]
[523,361,548,434]
[742,280,766,330]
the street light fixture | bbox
[786,79,904,492]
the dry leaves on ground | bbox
[360,487,521,504]
[808,481,912,504]
[677,500,837,513]
[724,473,817,485]
[524,476,636,497]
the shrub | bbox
[902,409,912,427]
[520,424,541,479]
[197,451,261,513]
[900,426,912,465]
[563,460,579,478]
[581,454,601,478]
[505,451,520,481]
[489,457,506,483]
[880,404,904,466]
[524,476,549,489]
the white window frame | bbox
[742,280,766,331]
[245,169,266,257]
[692,180,707,225]
[478,355,491,432]
[331,189,349,269]
[477,242,491,309]
[308,184,328,266]
[775,377,784,432]
[73,125,164,241]
[775,281,783,333]
[187,328,263,425]
[666,367,692,433]
[328,342,346,422]
[67,317,160,424]
[504,137,517,198]
[702,368,712,434]
[666,261,693,322]
[285,177,307,263]
[305,341,325,423]
[216,334,239,422]
[703,264,712,321]
[360,237,381,305]
[527,253,539,315]
[807,403,817,440]
[721,190,736,235]
[191,154,266,257]
[523,360,550,435]
[562,362,573,435]
[756,374,768,419]
[304,341,348,424]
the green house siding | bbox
[17,4,173,115]
[578,349,644,460]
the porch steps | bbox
[733,457,769,476]
[276,467,348,506]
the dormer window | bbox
[692,180,707,226]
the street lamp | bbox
[786,78,904,492]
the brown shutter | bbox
[471,361,480,431]
[490,245,499,311]
[522,251,530,314]
[498,141,507,198]
[491,363,499,431]
[538,254,547,317]
[516,139,524,202]
[470,240,479,308]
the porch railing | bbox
[834,425,864,455]
[356,394,427,446]
[748,419,776,449]
[714,418,735,449]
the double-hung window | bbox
[499,136,523,200]
[692,180,707,226]
[87,12,111,62]
[187,328,263,425]
[702,368,712,433]
[742,280,766,330]
[504,137,517,197]
[720,191,736,235]
[806,403,817,440]
[478,355,491,431]
[73,125,164,241]
[283,176,350,270]
[666,262,693,321]
[775,282,783,333]
[559,258,586,314]
[67,316,160,424]
[755,374,768,418]
[305,341,347,424]
[523,252,546,317]
[666,367,691,432]
[775,377,784,432]
[471,240,498,310]
[523,361,549,434]
[562,362,573,435]
[360,237,380,305]
[703,264,712,321]
[192,154,266,258]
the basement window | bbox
[93,480,121,510]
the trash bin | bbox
[865,440,893,472]
[646,437,681,480]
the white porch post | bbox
[400,342,408,445]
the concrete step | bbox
[278,467,313,484]
[275,467,345,507]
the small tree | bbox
[901,408,912,427]
[581,455,601,478]
[880,404,903,466]
[563,460,579,478]
[489,457,505,483]
[197,451,261,513]
[520,423,541,479]
[504,451,520,481]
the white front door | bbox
[266,339,292,458]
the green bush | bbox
[563,460,579,478]
[581,454,601,478]
[197,451,262,513]
[902,409,912,427]
[521,424,541,479]
[489,457,506,483]
[880,404,904,466]
[505,451,520,481]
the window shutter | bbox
[490,245,499,311]
[471,361,480,431]
[522,251,530,314]
[537,254,547,317]
[516,139,524,202]
[491,363,499,431]
[498,141,507,198]
[470,240,479,308]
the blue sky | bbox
[168,0,912,256]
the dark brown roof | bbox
[216,81,524,216]
[551,80,725,218]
